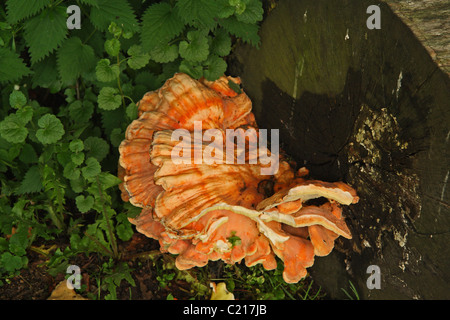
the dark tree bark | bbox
[229,0,450,299]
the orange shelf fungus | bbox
[118,73,359,283]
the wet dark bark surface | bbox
[230,0,450,299]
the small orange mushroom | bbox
[119,73,358,283]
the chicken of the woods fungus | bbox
[118,73,359,283]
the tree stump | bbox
[229,0,450,299]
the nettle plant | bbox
[0,0,263,284]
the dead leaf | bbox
[47,281,88,300]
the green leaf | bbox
[235,0,264,24]
[63,162,80,180]
[179,60,203,79]
[149,42,179,64]
[116,213,133,241]
[71,152,85,166]
[179,31,209,62]
[84,137,110,162]
[90,0,139,33]
[175,0,222,29]
[140,2,185,51]
[36,114,65,145]
[31,55,59,89]
[98,172,122,190]
[24,6,68,64]
[6,0,50,24]
[127,45,150,69]
[9,91,27,109]
[69,100,94,124]
[96,59,120,82]
[125,102,138,121]
[0,114,28,144]
[203,55,227,81]
[0,252,24,273]
[57,37,96,83]
[0,48,32,84]
[16,166,43,194]
[69,139,84,153]
[75,195,94,213]
[219,16,260,47]
[105,38,121,57]
[19,144,38,164]
[210,29,232,57]
[82,157,101,179]
[98,87,122,110]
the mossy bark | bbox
[230,0,450,299]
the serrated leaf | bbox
[69,100,94,124]
[82,157,101,179]
[75,195,94,213]
[110,128,123,147]
[96,59,120,82]
[175,0,222,29]
[0,252,24,273]
[6,0,50,24]
[71,152,85,166]
[24,7,68,64]
[219,16,260,47]
[203,55,227,81]
[19,144,38,164]
[90,0,138,33]
[16,166,43,194]
[140,2,185,51]
[98,172,121,190]
[149,42,178,64]
[98,87,122,110]
[9,91,27,109]
[0,114,28,144]
[210,29,231,57]
[31,55,59,89]
[179,31,209,62]
[105,38,121,56]
[63,162,80,180]
[57,37,96,83]
[127,45,150,69]
[0,48,32,84]
[36,114,65,145]
[235,0,263,24]
[84,137,109,162]
[69,139,84,153]
[179,60,203,79]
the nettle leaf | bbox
[0,48,32,84]
[31,55,59,89]
[6,0,50,24]
[90,0,139,33]
[149,43,179,64]
[175,0,223,29]
[179,30,209,62]
[203,55,227,81]
[98,87,122,110]
[9,91,27,109]
[140,2,185,51]
[235,0,264,24]
[0,113,29,144]
[210,29,232,57]
[82,157,101,179]
[84,137,109,162]
[219,16,260,47]
[75,195,95,213]
[96,59,120,82]
[16,166,43,194]
[36,114,65,145]
[127,45,150,69]
[57,37,96,83]
[104,38,121,57]
[24,6,68,64]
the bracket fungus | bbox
[118,73,358,283]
